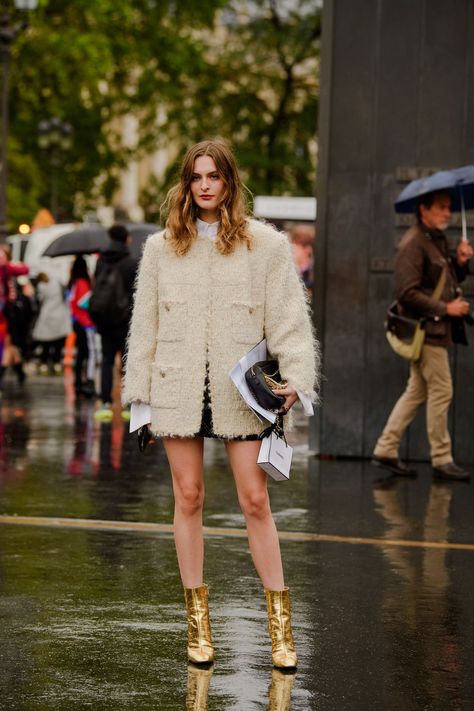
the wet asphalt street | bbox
[1,371,474,711]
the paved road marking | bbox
[0,514,473,551]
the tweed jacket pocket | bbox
[231,302,263,344]
[158,300,187,342]
[151,364,182,409]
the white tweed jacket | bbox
[122,218,319,438]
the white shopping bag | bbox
[257,432,293,481]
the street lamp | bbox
[0,0,38,242]
[38,117,73,219]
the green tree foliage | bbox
[139,0,321,212]
[6,0,320,231]
[8,0,227,230]
[176,0,320,195]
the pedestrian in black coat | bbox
[93,224,138,420]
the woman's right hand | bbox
[272,387,299,414]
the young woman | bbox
[68,256,97,397]
[123,140,319,668]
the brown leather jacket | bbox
[394,224,468,347]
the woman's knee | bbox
[239,489,270,519]
[174,482,204,516]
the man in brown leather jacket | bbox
[372,189,473,481]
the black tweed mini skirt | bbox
[195,369,260,441]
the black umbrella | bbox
[42,222,159,260]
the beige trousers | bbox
[374,344,453,466]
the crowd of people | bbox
[0,224,139,422]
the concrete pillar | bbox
[311,0,474,461]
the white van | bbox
[253,196,317,223]
[8,223,98,285]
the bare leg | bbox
[163,437,205,588]
[225,439,285,590]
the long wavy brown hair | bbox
[161,139,252,256]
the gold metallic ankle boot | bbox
[184,584,214,665]
[265,587,297,669]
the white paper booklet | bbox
[229,339,277,424]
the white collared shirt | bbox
[196,217,219,240]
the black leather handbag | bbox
[245,360,287,411]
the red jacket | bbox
[69,278,95,328]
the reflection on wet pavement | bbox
[268,670,296,711]
[186,665,214,710]
[0,376,474,709]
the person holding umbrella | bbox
[372,186,473,482]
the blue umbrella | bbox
[394,165,474,240]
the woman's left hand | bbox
[272,387,299,414]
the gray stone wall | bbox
[311,0,474,461]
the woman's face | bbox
[190,155,225,221]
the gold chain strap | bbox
[264,373,288,390]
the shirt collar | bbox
[196,217,219,240]
[420,222,446,241]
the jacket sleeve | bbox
[7,263,29,277]
[395,240,447,317]
[263,232,320,402]
[122,237,160,405]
